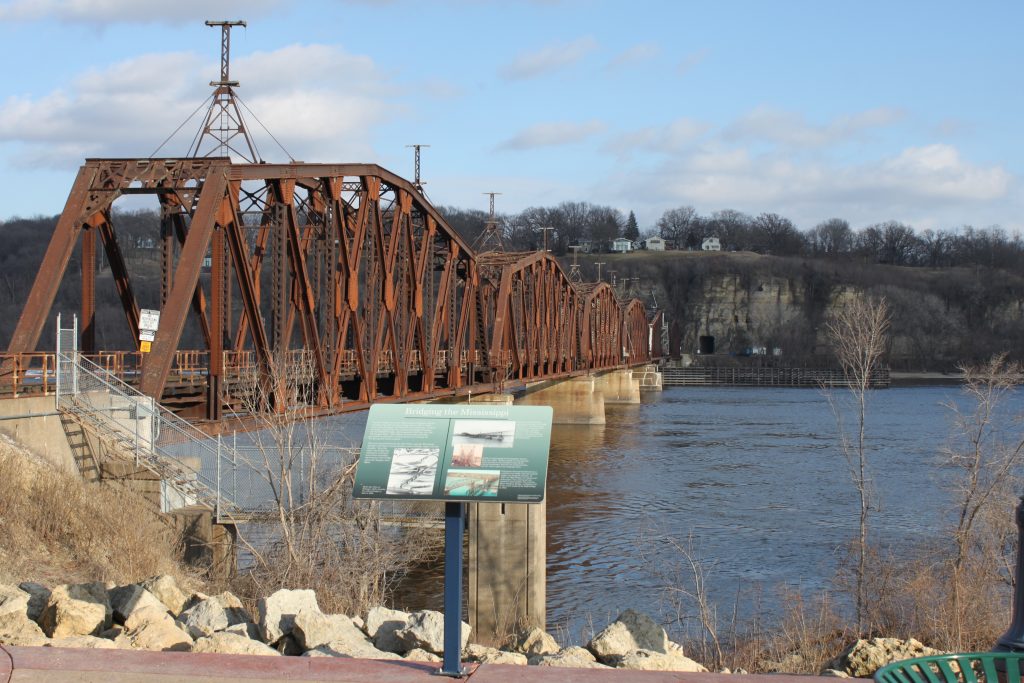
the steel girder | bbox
[7,158,661,417]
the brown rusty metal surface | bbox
[6,158,661,417]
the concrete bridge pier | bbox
[456,393,547,645]
[594,369,641,404]
[635,364,664,392]
[515,375,605,425]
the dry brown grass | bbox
[0,435,194,589]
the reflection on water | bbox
[339,385,1022,645]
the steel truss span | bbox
[6,158,662,418]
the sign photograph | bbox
[353,403,552,503]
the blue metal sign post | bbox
[437,501,467,677]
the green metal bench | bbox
[875,652,1024,683]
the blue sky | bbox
[0,0,1021,233]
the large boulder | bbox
[257,589,320,645]
[464,643,528,665]
[617,649,708,672]
[405,648,442,662]
[0,585,30,619]
[826,638,945,678]
[364,606,410,654]
[47,635,118,649]
[293,609,365,651]
[117,610,193,655]
[109,584,168,625]
[176,592,250,639]
[18,582,50,622]
[394,610,470,656]
[531,646,610,668]
[302,641,401,660]
[513,626,560,656]
[0,610,48,646]
[191,632,280,656]
[587,609,669,662]
[141,575,189,616]
[224,622,263,641]
[39,583,112,638]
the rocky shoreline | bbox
[0,576,943,676]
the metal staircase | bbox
[55,316,271,522]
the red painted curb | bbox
[0,646,13,683]
[0,645,850,683]
[0,646,445,682]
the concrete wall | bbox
[0,396,77,473]
[468,500,546,646]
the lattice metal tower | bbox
[188,20,260,162]
[568,245,584,283]
[472,192,505,252]
[406,144,429,193]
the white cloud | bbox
[499,36,598,81]
[0,43,394,167]
[603,118,709,158]
[497,120,605,150]
[605,42,660,70]
[723,105,905,148]
[609,131,1013,230]
[0,0,280,23]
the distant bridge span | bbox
[4,157,664,418]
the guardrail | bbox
[661,365,890,388]
[56,349,276,521]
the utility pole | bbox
[609,270,618,287]
[594,261,606,282]
[406,144,430,193]
[473,192,505,252]
[189,20,260,162]
[539,226,554,253]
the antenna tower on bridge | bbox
[406,144,430,193]
[473,192,505,252]
[188,20,260,162]
[568,246,583,283]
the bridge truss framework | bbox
[6,158,664,419]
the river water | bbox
[543,384,1024,643]
[323,384,1022,643]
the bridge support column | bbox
[636,364,664,392]
[594,369,641,404]
[454,392,546,645]
[516,375,605,425]
[468,500,545,646]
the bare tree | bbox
[823,293,890,632]
[941,354,1024,648]
[227,357,441,615]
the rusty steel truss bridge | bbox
[2,157,664,421]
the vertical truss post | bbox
[209,224,225,420]
[81,227,96,354]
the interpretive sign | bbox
[353,403,553,503]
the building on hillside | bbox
[575,239,593,253]
[643,236,666,251]
[701,236,721,252]
[611,237,635,253]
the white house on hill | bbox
[701,236,721,251]
[644,236,666,251]
[611,237,635,253]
